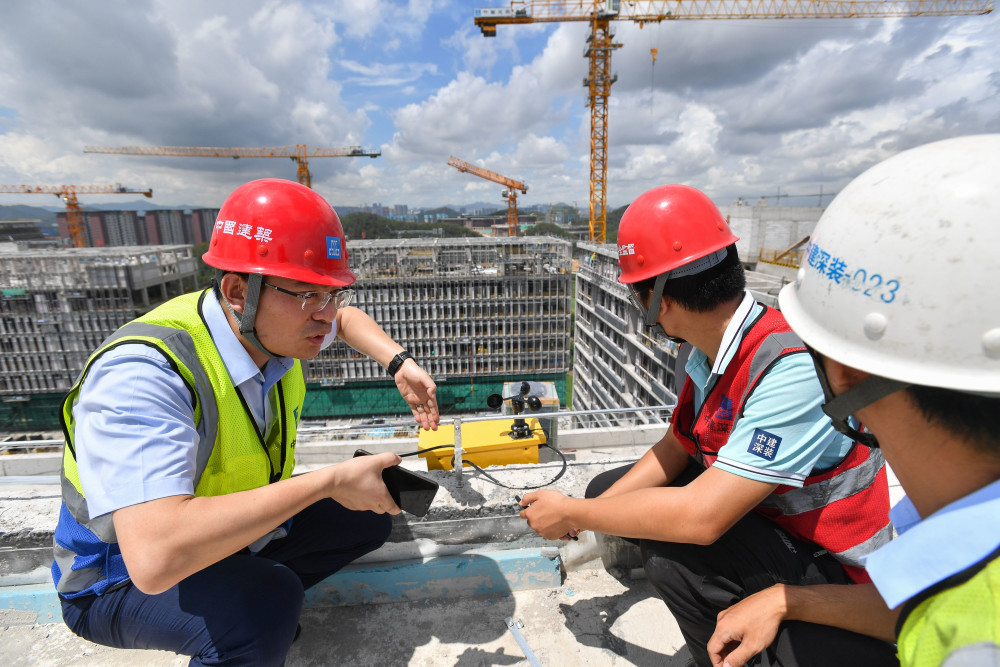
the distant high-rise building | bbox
[190,208,221,245]
[55,209,221,249]
[145,210,187,245]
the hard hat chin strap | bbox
[809,347,909,448]
[219,272,282,359]
[642,273,669,328]
[821,377,909,449]
[637,247,729,343]
[642,273,689,344]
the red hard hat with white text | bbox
[616,184,738,284]
[203,178,356,287]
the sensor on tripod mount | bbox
[487,381,542,439]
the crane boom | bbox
[476,0,991,25]
[474,0,994,243]
[83,143,382,189]
[0,183,153,248]
[448,156,529,237]
[448,156,528,192]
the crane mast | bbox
[474,0,994,243]
[448,156,529,237]
[0,184,153,248]
[83,144,381,189]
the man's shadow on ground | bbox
[556,534,693,666]
[289,552,522,666]
[556,574,692,666]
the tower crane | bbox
[0,183,153,248]
[474,0,994,244]
[83,144,381,189]
[448,156,529,237]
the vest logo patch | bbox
[749,428,781,461]
[714,395,734,421]
[707,395,734,433]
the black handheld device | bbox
[353,449,439,517]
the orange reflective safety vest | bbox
[671,305,892,583]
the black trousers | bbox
[586,461,898,667]
[61,498,392,666]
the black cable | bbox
[397,442,569,491]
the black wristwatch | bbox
[386,350,413,377]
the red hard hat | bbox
[203,178,356,287]
[616,184,738,284]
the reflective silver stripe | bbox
[52,541,104,595]
[64,322,220,518]
[715,456,806,485]
[941,642,1000,667]
[834,523,893,567]
[61,471,90,526]
[748,331,804,383]
[757,448,886,516]
[728,330,804,434]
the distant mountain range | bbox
[0,201,210,219]
[0,204,59,221]
[0,200,580,222]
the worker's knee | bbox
[585,464,632,499]
[196,564,303,666]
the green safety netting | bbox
[0,374,568,433]
[302,374,567,421]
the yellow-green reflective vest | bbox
[53,290,304,597]
[896,547,1000,667]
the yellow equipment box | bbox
[418,418,545,471]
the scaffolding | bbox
[0,246,198,430]
[572,241,800,429]
[304,236,574,419]
[0,237,574,431]
[572,243,679,430]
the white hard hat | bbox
[778,134,1000,395]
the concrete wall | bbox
[720,204,823,264]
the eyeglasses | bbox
[263,282,355,312]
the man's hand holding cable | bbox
[519,489,580,541]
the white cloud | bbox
[339,60,438,86]
[0,1,996,213]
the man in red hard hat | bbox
[53,179,439,664]
[520,184,896,665]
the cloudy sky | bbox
[0,0,997,214]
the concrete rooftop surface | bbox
[1,426,905,666]
[3,555,692,667]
